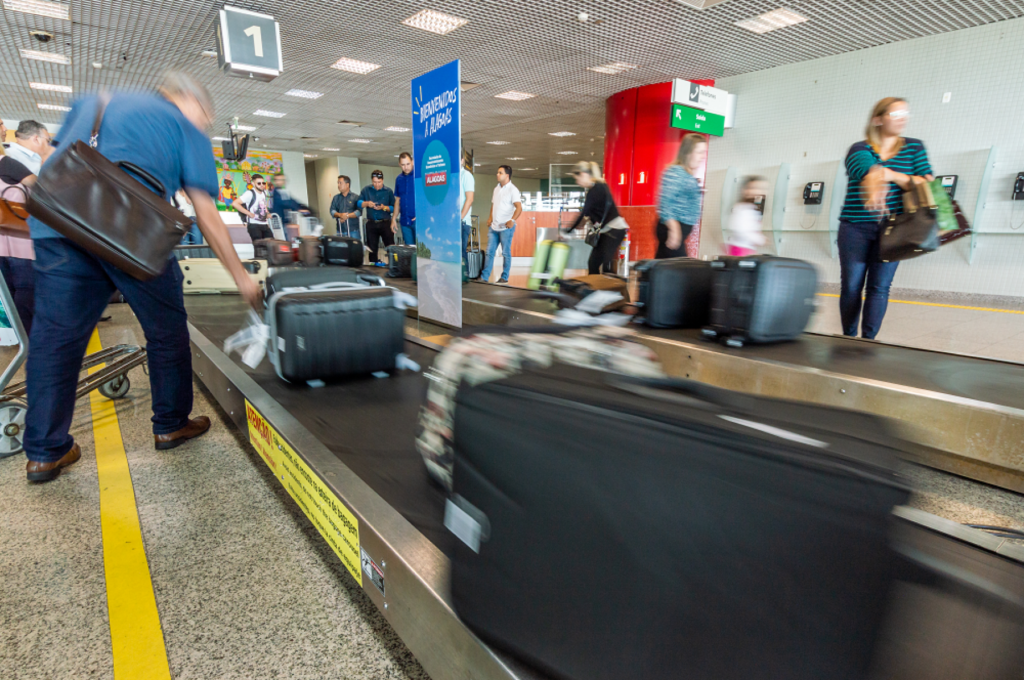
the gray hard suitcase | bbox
[704,255,818,346]
[263,267,384,305]
[465,225,483,280]
[266,283,404,383]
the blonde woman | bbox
[656,133,707,258]
[838,97,932,339]
[564,161,628,275]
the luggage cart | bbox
[0,273,147,458]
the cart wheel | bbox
[99,376,131,400]
[0,399,27,459]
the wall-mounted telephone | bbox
[752,194,766,214]
[938,175,958,198]
[803,182,824,205]
[1014,173,1024,201]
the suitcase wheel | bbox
[725,337,745,348]
[701,327,718,338]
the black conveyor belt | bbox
[186,295,455,556]
[380,274,1024,411]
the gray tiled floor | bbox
[2,295,1022,680]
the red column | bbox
[603,80,714,259]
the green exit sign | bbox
[670,104,725,136]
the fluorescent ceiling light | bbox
[348,139,372,144]
[473,163,482,167]
[330,57,381,74]
[253,109,286,118]
[322,147,340,151]
[556,151,578,155]
[507,157,525,160]
[4,0,69,20]
[549,131,575,137]
[520,167,537,171]
[304,154,318,158]
[233,124,258,132]
[402,9,468,35]
[211,136,231,141]
[30,82,72,93]
[587,62,637,75]
[735,8,808,34]
[37,103,70,111]
[495,91,535,101]
[384,126,410,132]
[201,49,218,57]
[285,89,323,99]
[486,141,510,145]
[20,49,70,65]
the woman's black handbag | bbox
[27,94,191,281]
[878,177,940,263]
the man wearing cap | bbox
[358,170,395,264]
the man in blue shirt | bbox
[24,72,259,482]
[268,172,310,225]
[393,152,416,245]
[358,170,395,264]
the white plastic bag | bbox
[223,309,270,369]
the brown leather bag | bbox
[879,176,940,262]
[0,184,30,237]
[26,94,191,281]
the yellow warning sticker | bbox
[245,399,362,586]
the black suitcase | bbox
[449,365,910,680]
[267,286,404,383]
[321,234,364,267]
[704,255,817,346]
[264,267,384,305]
[386,245,416,278]
[634,257,714,328]
[173,244,216,260]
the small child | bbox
[725,176,768,257]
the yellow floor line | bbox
[816,293,1024,315]
[87,330,172,680]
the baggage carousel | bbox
[185,290,1024,680]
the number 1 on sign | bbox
[244,25,263,57]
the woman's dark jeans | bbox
[838,219,899,339]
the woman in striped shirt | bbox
[838,97,932,339]
[656,133,707,258]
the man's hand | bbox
[391,221,398,234]
[237,275,263,310]
[505,219,515,229]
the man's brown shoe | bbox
[26,443,82,482]
[154,416,211,451]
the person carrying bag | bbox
[878,175,940,262]
[564,161,628,275]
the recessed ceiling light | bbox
[507,157,525,160]
[735,8,808,34]
[557,151,578,155]
[37,103,70,111]
[253,109,286,118]
[304,154,319,159]
[201,49,218,57]
[520,167,537,171]
[330,57,381,75]
[4,0,69,20]
[348,139,372,144]
[384,126,410,132]
[495,91,535,101]
[473,163,482,167]
[91,61,102,69]
[322,147,340,151]
[212,136,231,141]
[20,49,70,65]
[587,62,637,75]
[285,89,323,99]
[487,141,510,145]
[402,9,468,35]
[233,125,258,132]
[549,131,575,137]
[30,82,72,93]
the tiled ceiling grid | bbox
[1,0,1024,178]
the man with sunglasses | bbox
[233,173,272,241]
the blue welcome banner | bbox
[412,59,462,327]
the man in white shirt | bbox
[6,120,52,174]
[480,165,522,284]
[459,151,475,257]
[232,173,272,242]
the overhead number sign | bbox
[671,78,729,117]
[217,5,283,82]
[671,104,725,137]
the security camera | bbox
[252,136,260,142]
[577,12,589,22]
[30,30,54,43]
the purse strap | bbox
[89,92,111,149]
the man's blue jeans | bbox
[837,220,899,340]
[481,226,515,282]
[26,238,193,463]
[180,218,203,245]
[400,223,416,246]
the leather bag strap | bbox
[90,91,111,149]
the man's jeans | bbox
[401,223,416,246]
[481,226,515,282]
[0,256,35,336]
[26,238,193,462]
[837,220,899,340]
[181,218,203,245]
